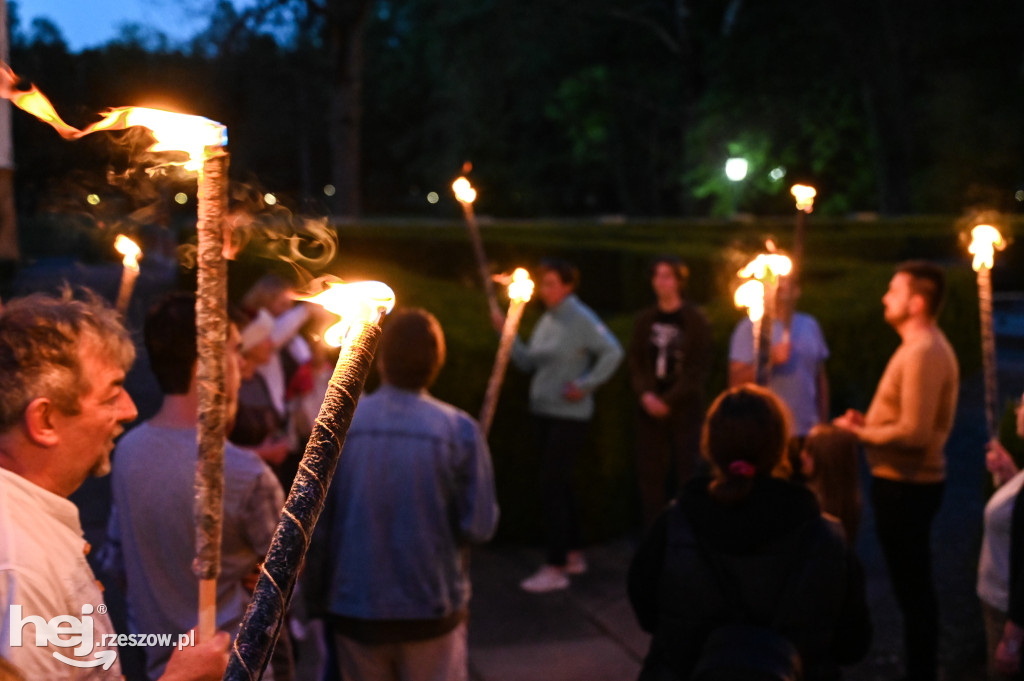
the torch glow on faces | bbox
[479,268,534,436]
[969,224,1006,439]
[113,235,142,315]
[226,281,394,681]
[736,252,792,385]
[0,65,232,643]
[452,175,501,322]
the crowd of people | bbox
[0,254,1017,681]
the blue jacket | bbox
[321,385,499,622]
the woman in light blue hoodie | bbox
[511,258,624,593]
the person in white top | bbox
[0,291,229,681]
[980,391,1024,679]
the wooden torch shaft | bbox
[194,148,229,644]
[793,209,807,278]
[479,298,526,437]
[755,280,776,387]
[461,203,501,321]
[978,266,999,439]
[224,321,383,681]
[115,266,139,316]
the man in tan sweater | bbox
[835,261,959,681]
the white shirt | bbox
[0,467,121,680]
[978,469,1024,611]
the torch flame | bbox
[89,107,227,171]
[791,184,817,213]
[299,281,396,347]
[508,268,534,303]
[0,63,226,171]
[734,280,765,322]
[452,177,477,204]
[969,224,1005,271]
[738,253,793,281]
[114,235,142,271]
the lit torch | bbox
[969,224,1006,439]
[736,251,792,385]
[0,64,233,643]
[113,235,141,316]
[226,280,394,681]
[790,184,816,278]
[479,268,534,436]
[452,175,501,322]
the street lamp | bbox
[725,157,748,216]
[725,157,749,182]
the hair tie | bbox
[728,460,756,478]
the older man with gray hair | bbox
[0,290,229,680]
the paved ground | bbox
[465,366,1005,681]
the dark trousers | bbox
[871,476,945,681]
[536,416,589,566]
[634,405,702,529]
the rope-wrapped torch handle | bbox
[224,322,382,681]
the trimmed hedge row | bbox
[17,213,1012,541]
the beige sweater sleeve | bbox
[858,341,950,449]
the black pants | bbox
[634,405,702,529]
[536,416,589,566]
[871,476,945,681]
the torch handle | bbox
[194,149,229,586]
[224,322,382,681]
[461,204,501,321]
[792,209,807,278]
[115,266,139,316]
[979,267,999,439]
[197,579,217,644]
[755,279,777,386]
[479,299,526,436]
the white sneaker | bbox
[520,566,570,593]
[565,551,588,575]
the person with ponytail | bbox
[628,385,870,681]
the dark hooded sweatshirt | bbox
[628,476,871,681]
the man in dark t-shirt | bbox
[627,256,712,529]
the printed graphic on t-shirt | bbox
[650,322,681,381]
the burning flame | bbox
[452,177,477,204]
[88,108,227,171]
[738,253,793,281]
[114,235,142,271]
[0,63,226,172]
[508,268,534,303]
[299,281,396,347]
[734,280,765,322]
[791,184,817,213]
[969,224,1005,271]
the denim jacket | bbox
[321,384,499,621]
